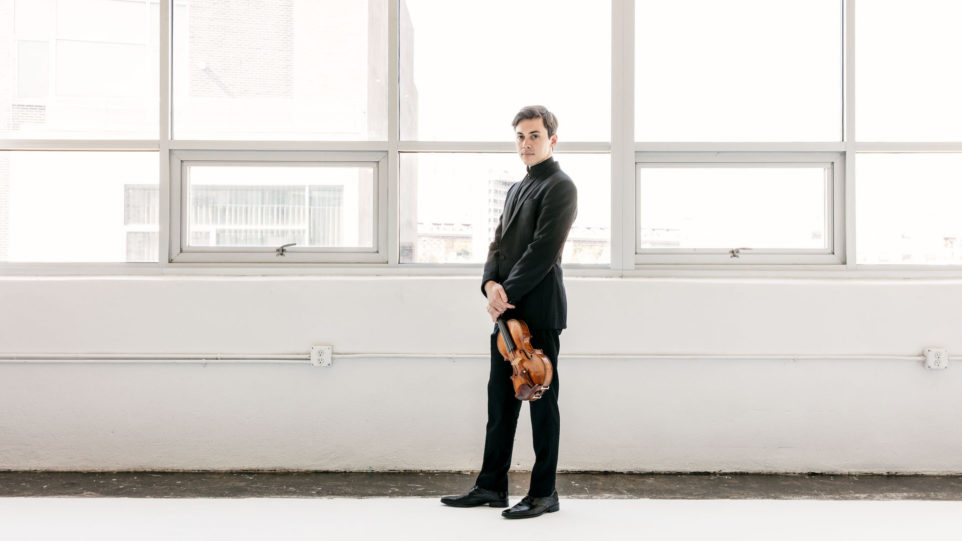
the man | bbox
[441,105,578,519]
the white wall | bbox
[2,276,962,473]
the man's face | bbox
[515,117,557,167]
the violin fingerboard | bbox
[496,318,516,353]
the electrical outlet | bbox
[923,347,949,370]
[310,345,333,367]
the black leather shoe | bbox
[440,485,508,508]
[501,490,560,519]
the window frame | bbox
[634,152,845,266]
[168,150,388,264]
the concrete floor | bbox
[4,473,962,540]
[3,471,962,500]
[3,495,962,541]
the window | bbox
[635,0,842,142]
[632,0,845,267]
[398,0,611,266]
[853,1,962,268]
[2,0,159,139]
[0,151,159,263]
[856,0,962,141]
[4,1,962,274]
[168,151,385,263]
[636,153,842,264]
[399,153,610,265]
[400,0,610,142]
[172,0,387,140]
[857,153,962,265]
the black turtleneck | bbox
[504,157,560,219]
[525,156,560,181]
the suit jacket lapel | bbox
[501,179,538,237]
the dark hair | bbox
[512,105,558,138]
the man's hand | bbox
[484,281,515,322]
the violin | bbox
[495,318,553,401]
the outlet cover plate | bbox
[311,345,333,367]
[923,347,949,370]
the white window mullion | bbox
[844,0,856,268]
[0,140,159,150]
[169,150,184,262]
[612,0,634,273]
[636,142,846,153]
[855,142,962,152]
[396,141,609,153]
[387,0,400,265]
[169,141,390,152]
[159,0,172,267]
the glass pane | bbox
[0,0,159,139]
[0,151,159,262]
[17,41,48,98]
[638,166,828,250]
[400,0,610,141]
[400,153,609,264]
[857,0,962,141]
[635,0,842,142]
[186,165,374,249]
[173,0,387,140]
[857,154,962,265]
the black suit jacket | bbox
[481,157,578,330]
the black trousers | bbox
[475,326,561,498]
